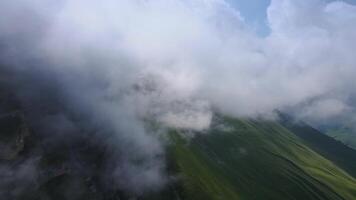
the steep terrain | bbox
[280,116,356,179]
[326,127,356,150]
[169,115,356,200]
[1,80,356,199]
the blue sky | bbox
[227,0,356,36]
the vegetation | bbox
[169,116,356,200]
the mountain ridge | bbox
[1,84,356,199]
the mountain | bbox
[1,82,356,199]
[325,126,356,150]
[168,115,356,200]
[312,116,356,150]
[280,115,356,179]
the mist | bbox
[0,0,356,196]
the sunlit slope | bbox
[280,116,356,178]
[169,116,356,200]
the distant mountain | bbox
[325,126,356,150]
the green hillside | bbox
[168,116,356,200]
[280,117,356,179]
[2,82,356,200]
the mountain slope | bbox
[2,78,356,200]
[326,128,356,150]
[280,115,356,178]
[169,116,356,200]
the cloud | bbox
[266,0,356,121]
[0,0,356,194]
[298,99,352,122]
[0,158,39,199]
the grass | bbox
[170,133,241,200]
[168,115,356,200]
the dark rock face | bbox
[0,73,172,200]
[0,112,30,160]
[0,85,107,199]
[0,79,31,160]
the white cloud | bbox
[1,0,356,192]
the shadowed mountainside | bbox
[1,78,356,199]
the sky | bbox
[228,0,356,36]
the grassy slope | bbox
[281,118,356,179]
[169,116,356,200]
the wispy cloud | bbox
[0,0,356,194]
